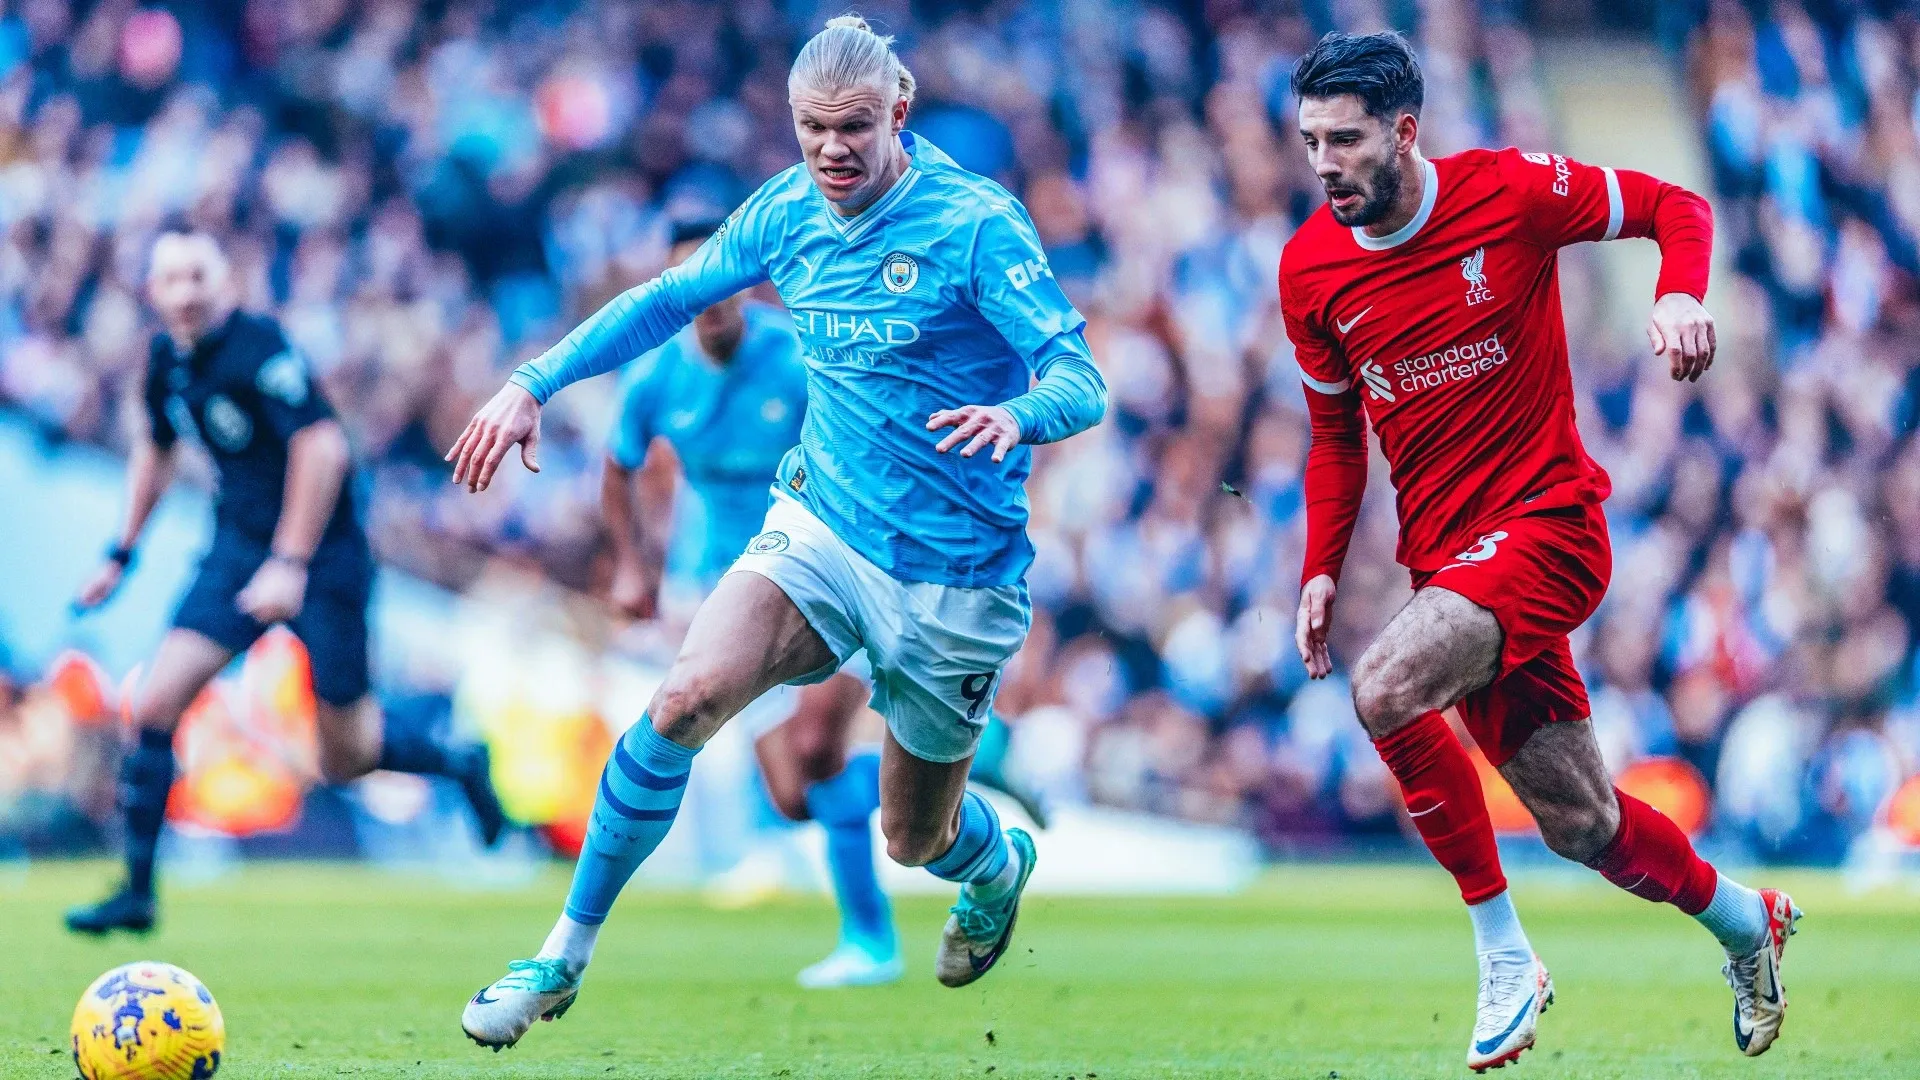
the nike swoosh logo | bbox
[1473,994,1534,1055]
[1407,802,1445,818]
[470,990,498,1005]
[1335,306,1372,334]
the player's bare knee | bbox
[1349,653,1428,738]
[648,671,728,743]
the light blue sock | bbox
[805,749,894,955]
[925,790,1014,900]
[1694,874,1769,954]
[563,717,697,925]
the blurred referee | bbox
[65,229,507,935]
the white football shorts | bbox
[725,491,1030,763]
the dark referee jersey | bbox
[142,311,360,546]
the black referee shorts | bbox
[172,528,375,706]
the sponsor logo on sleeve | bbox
[1523,151,1571,196]
[256,350,310,407]
[1004,256,1052,291]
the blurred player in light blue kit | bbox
[453,14,1105,1048]
[599,216,901,989]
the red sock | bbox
[1585,788,1718,915]
[1373,711,1508,905]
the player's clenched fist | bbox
[928,404,1022,463]
[448,383,543,493]
[1295,573,1338,680]
[1647,292,1716,383]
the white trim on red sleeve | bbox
[1299,369,1353,395]
[1601,167,1624,242]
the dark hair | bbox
[1290,31,1424,120]
[668,217,725,246]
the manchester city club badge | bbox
[881,251,918,294]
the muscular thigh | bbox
[1350,585,1503,736]
[653,569,838,745]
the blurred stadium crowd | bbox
[2,0,1919,865]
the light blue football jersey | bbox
[605,302,808,583]
[513,132,1106,588]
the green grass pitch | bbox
[3,861,1916,1079]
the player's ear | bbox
[1394,111,1419,155]
[891,96,908,134]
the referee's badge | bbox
[257,349,310,406]
[881,251,918,294]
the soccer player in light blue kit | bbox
[599,216,903,990]
[453,16,1105,1048]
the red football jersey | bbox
[1281,146,1711,578]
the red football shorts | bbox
[1411,502,1612,767]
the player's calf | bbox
[1501,725,1718,911]
[1501,722,1801,1054]
[1495,725,1619,864]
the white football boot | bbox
[796,940,906,989]
[1467,953,1553,1072]
[1725,887,1802,1057]
[461,957,580,1051]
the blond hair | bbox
[788,14,916,108]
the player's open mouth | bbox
[1328,189,1363,210]
[820,165,862,190]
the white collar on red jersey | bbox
[1351,156,1439,252]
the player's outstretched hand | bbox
[237,557,307,624]
[448,383,542,493]
[928,405,1021,463]
[1648,292,1716,383]
[73,561,125,612]
[1295,574,1338,679]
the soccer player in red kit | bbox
[1278,33,1801,1071]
